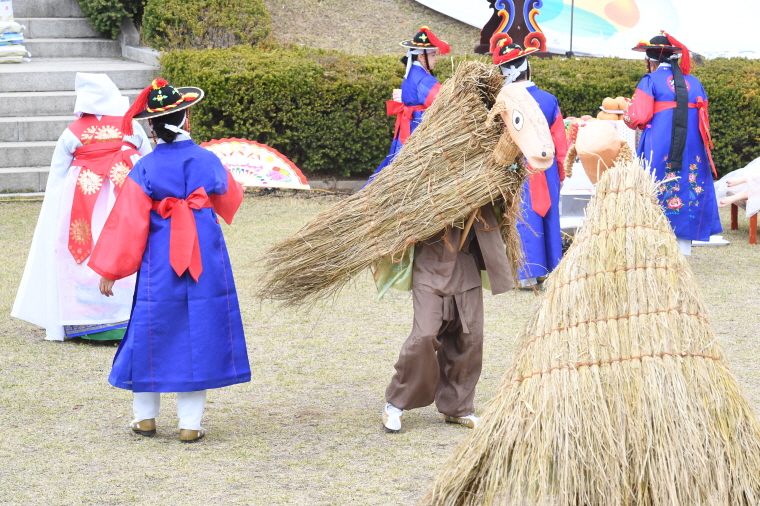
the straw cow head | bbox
[487,85,554,170]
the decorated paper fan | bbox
[200,138,310,190]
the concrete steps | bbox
[24,38,122,58]
[1,0,159,192]
[15,18,99,39]
[13,0,84,18]
[0,141,58,168]
[0,167,49,193]
[0,58,157,92]
[0,116,71,142]
[0,90,144,118]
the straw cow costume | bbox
[364,27,449,187]
[491,34,567,288]
[625,32,720,255]
[422,158,760,506]
[13,73,151,341]
[88,79,250,443]
[256,62,555,433]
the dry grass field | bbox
[1,194,760,505]
[263,0,481,56]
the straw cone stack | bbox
[256,61,525,306]
[422,159,760,506]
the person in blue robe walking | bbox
[491,34,568,288]
[89,78,250,443]
[363,27,449,188]
[625,32,721,256]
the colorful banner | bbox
[414,0,760,59]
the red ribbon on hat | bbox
[419,26,450,55]
[151,187,213,282]
[663,31,691,75]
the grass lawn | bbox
[263,0,481,57]
[1,194,760,505]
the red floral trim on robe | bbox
[550,108,568,181]
[624,88,654,130]
[209,170,244,225]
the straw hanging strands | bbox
[422,158,760,506]
[256,61,541,306]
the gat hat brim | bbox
[496,46,539,65]
[632,42,682,53]
[133,87,205,120]
[400,26,450,54]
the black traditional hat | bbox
[633,31,691,75]
[121,78,204,136]
[400,26,450,54]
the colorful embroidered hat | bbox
[121,78,204,136]
[400,26,451,54]
[632,31,691,74]
[490,33,538,66]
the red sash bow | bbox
[653,98,717,178]
[68,141,139,264]
[386,101,426,144]
[527,165,551,217]
[152,187,213,282]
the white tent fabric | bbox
[415,0,760,59]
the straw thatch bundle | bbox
[256,61,533,306]
[422,158,760,506]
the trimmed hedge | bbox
[161,47,760,177]
[142,0,270,51]
[162,45,403,176]
[75,0,142,39]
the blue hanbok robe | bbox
[363,63,441,187]
[515,82,568,280]
[89,139,251,392]
[625,64,721,241]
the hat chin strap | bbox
[500,59,529,85]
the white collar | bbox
[504,80,535,89]
[157,132,192,144]
[658,62,672,68]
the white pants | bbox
[677,238,692,256]
[133,390,207,430]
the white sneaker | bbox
[444,414,479,429]
[382,403,403,433]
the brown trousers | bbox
[385,286,484,417]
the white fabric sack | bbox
[0,54,22,63]
[0,43,28,57]
[0,21,22,34]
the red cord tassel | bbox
[121,84,152,136]
[664,31,691,75]
[420,26,450,55]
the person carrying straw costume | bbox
[255,61,556,433]
[491,33,568,289]
[12,73,151,341]
[363,27,449,187]
[89,78,250,443]
[624,31,720,256]
[421,157,760,505]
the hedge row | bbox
[75,0,142,39]
[142,0,270,51]
[161,46,760,177]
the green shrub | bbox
[161,47,760,177]
[75,0,142,39]
[162,45,402,176]
[142,0,270,51]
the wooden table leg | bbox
[751,214,758,245]
[731,204,739,231]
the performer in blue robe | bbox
[89,79,250,443]
[625,32,721,255]
[363,27,449,187]
[491,34,568,287]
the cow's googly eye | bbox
[512,110,524,131]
